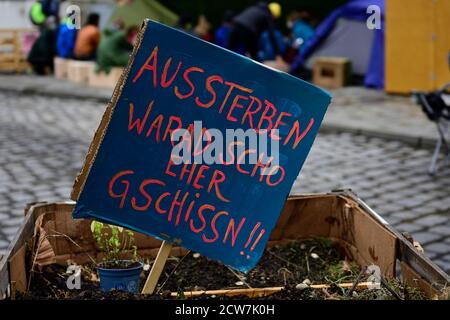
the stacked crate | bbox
[67,60,95,83]
[88,67,124,88]
[0,29,33,73]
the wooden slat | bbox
[8,245,27,293]
[170,282,373,298]
[398,238,450,295]
[0,209,35,297]
[142,241,173,294]
[268,198,297,240]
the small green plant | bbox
[90,221,138,267]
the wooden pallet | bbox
[0,29,34,73]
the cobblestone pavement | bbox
[325,87,438,144]
[0,91,449,274]
[0,75,438,144]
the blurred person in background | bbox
[27,16,58,74]
[176,14,194,34]
[286,9,315,55]
[227,2,282,60]
[73,13,101,60]
[56,16,77,58]
[29,0,63,26]
[96,25,138,73]
[194,15,213,42]
[257,27,287,62]
[109,18,126,32]
[41,0,61,20]
[215,10,235,48]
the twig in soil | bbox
[40,273,58,297]
[346,266,367,297]
[48,230,97,265]
[226,266,252,289]
[305,253,310,275]
[27,231,47,292]
[321,287,338,300]
[267,250,300,270]
[27,230,97,292]
[380,276,403,300]
[155,250,191,295]
[170,282,374,299]
[277,268,293,286]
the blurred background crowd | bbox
[23,1,324,77]
[1,0,448,95]
[0,0,385,88]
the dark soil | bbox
[161,238,346,291]
[13,238,427,300]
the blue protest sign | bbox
[72,20,331,272]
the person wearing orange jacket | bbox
[73,13,101,60]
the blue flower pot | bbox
[97,260,143,293]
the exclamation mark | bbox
[244,222,261,249]
[250,229,265,251]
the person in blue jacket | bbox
[257,29,287,61]
[56,17,77,58]
[227,2,282,60]
[214,10,234,48]
[287,10,315,54]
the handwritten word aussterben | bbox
[132,46,315,150]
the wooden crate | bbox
[0,29,33,73]
[67,60,95,84]
[53,57,70,80]
[385,0,450,93]
[1,191,449,299]
[88,67,124,88]
[312,57,351,89]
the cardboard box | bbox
[313,57,351,89]
[53,57,69,80]
[88,67,123,88]
[67,60,95,84]
[1,191,449,299]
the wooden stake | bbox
[170,282,373,298]
[141,241,173,294]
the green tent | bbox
[108,0,178,28]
